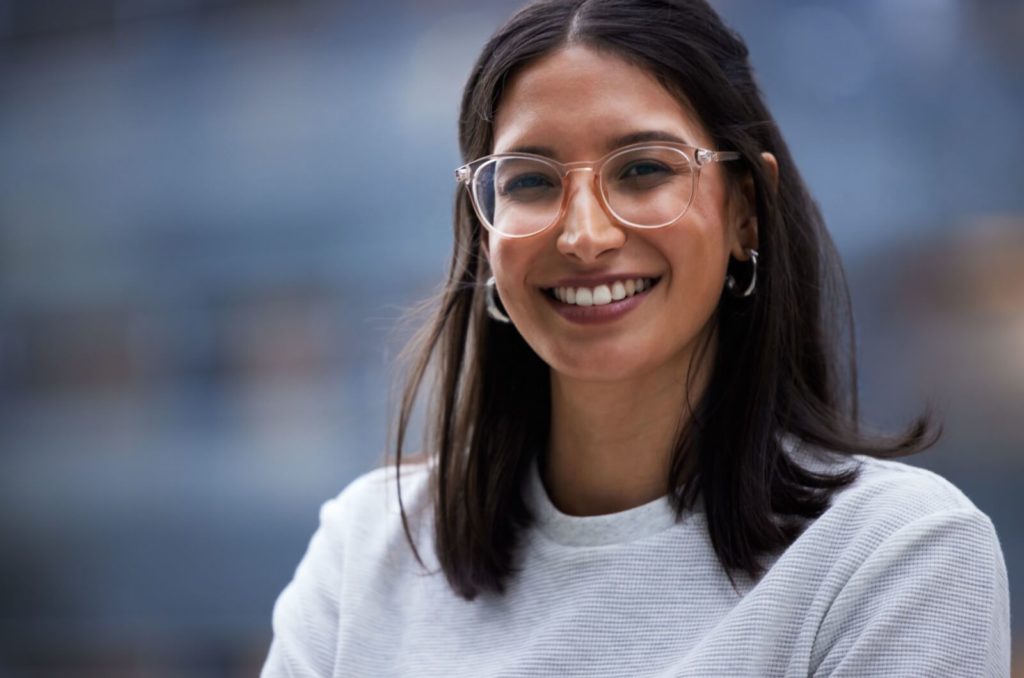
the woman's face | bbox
[486,45,757,384]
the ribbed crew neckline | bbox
[526,456,700,547]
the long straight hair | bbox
[391,0,939,600]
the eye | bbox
[496,167,560,203]
[620,161,671,179]
[611,159,679,192]
[501,173,556,194]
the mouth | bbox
[542,277,661,307]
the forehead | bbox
[492,45,709,157]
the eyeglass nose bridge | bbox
[556,164,621,234]
[560,165,599,196]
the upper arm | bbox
[261,497,349,678]
[811,508,1010,677]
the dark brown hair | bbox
[391,0,939,600]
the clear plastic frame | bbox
[455,142,741,238]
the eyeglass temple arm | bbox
[455,166,471,184]
[696,149,742,166]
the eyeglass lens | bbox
[472,146,696,237]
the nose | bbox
[555,170,626,262]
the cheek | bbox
[488,239,544,310]
[656,224,732,328]
[662,219,729,281]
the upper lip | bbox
[541,273,662,289]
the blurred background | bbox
[0,0,1021,675]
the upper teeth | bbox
[550,278,655,306]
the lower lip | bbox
[543,283,658,325]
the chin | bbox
[543,346,658,383]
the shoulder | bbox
[776,448,1009,626]
[263,462,435,673]
[327,460,433,514]
[832,454,1005,571]
[783,452,1012,674]
[785,438,986,531]
[319,461,434,548]
[273,460,434,613]
[777,445,1006,582]
[834,453,979,514]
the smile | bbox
[544,277,660,307]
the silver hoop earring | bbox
[485,276,511,323]
[725,248,758,298]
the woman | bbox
[263,1,1010,675]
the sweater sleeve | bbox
[811,508,1011,677]
[261,496,348,678]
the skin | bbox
[485,46,778,516]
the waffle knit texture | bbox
[261,448,1010,677]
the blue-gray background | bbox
[0,0,1021,675]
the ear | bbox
[729,151,778,261]
[760,151,779,196]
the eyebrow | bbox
[506,130,692,157]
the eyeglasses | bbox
[455,142,741,239]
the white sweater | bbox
[261,450,1010,677]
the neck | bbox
[543,347,711,517]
